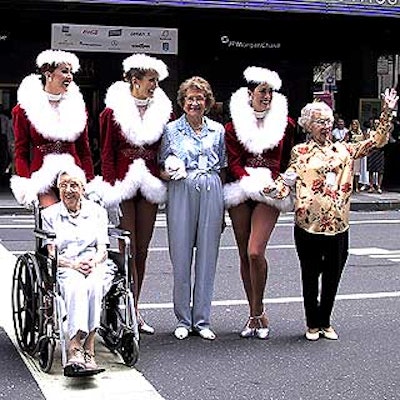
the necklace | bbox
[189,118,204,132]
[46,92,62,102]
[134,97,150,107]
[254,110,267,119]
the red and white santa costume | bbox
[90,64,172,207]
[10,50,94,206]
[224,67,295,211]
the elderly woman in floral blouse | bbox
[264,88,398,341]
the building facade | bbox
[1,0,399,185]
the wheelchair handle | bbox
[34,228,56,240]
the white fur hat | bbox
[122,53,168,81]
[243,66,282,90]
[36,49,80,73]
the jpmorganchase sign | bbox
[58,0,400,18]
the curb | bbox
[350,201,400,212]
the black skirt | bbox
[367,149,385,173]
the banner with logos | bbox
[51,23,178,55]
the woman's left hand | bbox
[383,88,399,110]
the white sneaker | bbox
[174,327,189,340]
[198,328,216,340]
[305,328,320,341]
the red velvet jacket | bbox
[12,104,94,180]
[225,117,296,183]
[99,107,161,185]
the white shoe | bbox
[198,328,216,340]
[240,318,255,338]
[254,313,270,340]
[138,314,155,335]
[174,327,189,340]
[255,327,270,340]
[321,327,338,340]
[305,328,320,341]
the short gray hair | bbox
[298,101,334,132]
[56,164,87,187]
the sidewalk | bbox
[1,183,400,214]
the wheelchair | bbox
[11,201,140,376]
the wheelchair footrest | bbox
[64,363,105,378]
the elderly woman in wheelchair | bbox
[12,164,139,378]
[41,165,116,375]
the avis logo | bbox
[81,29,98,35]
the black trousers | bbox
[294,225,348,329]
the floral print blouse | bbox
[285,107,392,235]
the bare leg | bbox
[83,331,96,355]
[377,172,384,191]
[248,203,279,320]
[229,201,279,327]
[119,195,157,304]
[229,203,252,308]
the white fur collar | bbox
[105,81,172,146]
[17,74,87,141]
[229,87,288,154]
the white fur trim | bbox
[36,49,80,73]
[225,167,293,211]
[86,175,122,207]
[243,66,281,90]
[229,87,288,154]
[17,74,87,141]
[122,53,168,81]
[224,181,247,209]
[10,176,36,206]
[240,167,274,195]
[105,81,172,146]
[10,154,78,206]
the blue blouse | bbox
[159,115,227,172]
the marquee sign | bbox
[51,23,178,54]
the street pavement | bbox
[1,182,400,213]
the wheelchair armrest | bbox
[108,227,131,240]
[34,228,56,240]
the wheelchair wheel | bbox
[12,254,45,355]
[38,337,55,372]
[118,330,139,367]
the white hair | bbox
[298,101,334,131]
[56,164,87,187]
[36,50,80,73]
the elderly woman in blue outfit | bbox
[160,76,227,341]
[41,164,116,375]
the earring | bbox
[135,84,140,89]
[47,76,52,82]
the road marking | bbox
[0,244,164,400]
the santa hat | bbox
[36,49,80,73]
[243,66,282,90]
[122,53,168,81]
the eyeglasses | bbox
[58,181,82,191]
[313,118,333,126]
[185,95,206,104]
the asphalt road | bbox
[1,210,400,400]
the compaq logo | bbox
[82,29,98,35]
